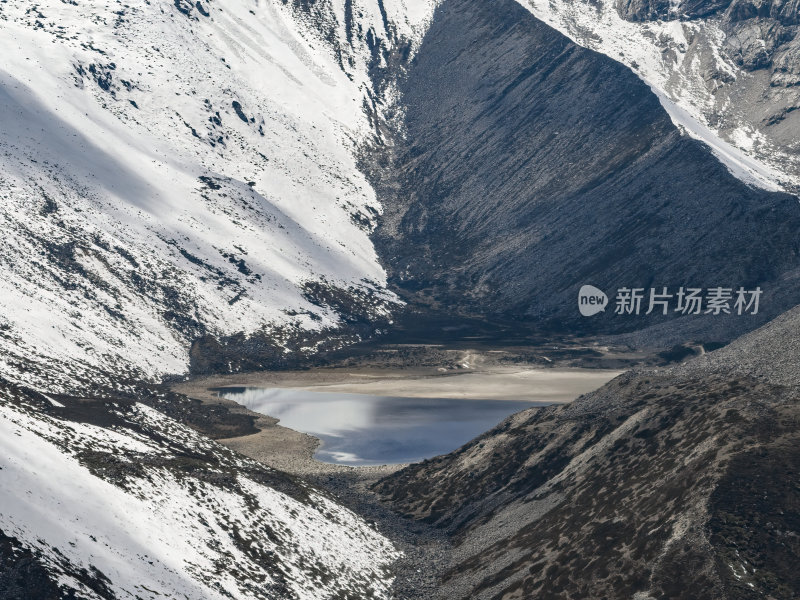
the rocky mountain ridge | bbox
[0,0,440,391]
[521,0,800,191]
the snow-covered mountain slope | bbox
[0,3,446,593]
[0,380,398,599]
[515,0,800,191]
[0,0,435,391]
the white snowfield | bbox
[517,0,799,192]
[0,391,399,599]
[0,0,434,391]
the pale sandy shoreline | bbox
[178,366,622,403]
[276,368,622,402]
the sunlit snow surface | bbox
[0,0,434,390]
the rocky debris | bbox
[188,279,397,375]
[616,0,800,63]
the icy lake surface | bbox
[218,387,551,466]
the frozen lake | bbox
[218,387,551,466]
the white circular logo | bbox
[578,285,608,317]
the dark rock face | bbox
[720,0,800,76]
[371,0,800,341]
[727,0,800,25]
[615,0,673,21]
[615,0,800,85]
[373,307,800,599]
[0,532,67,600]
[618,0,800,24]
